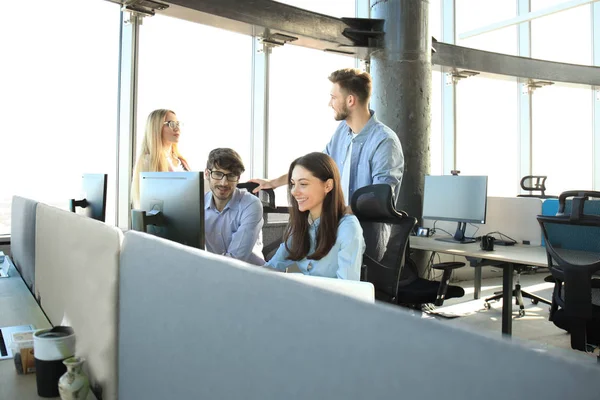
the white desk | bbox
[411,236,548,336]
[0,257,96,400]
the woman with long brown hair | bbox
[264,152,365,280]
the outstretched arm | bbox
[335,217,366,280]
[248,174,288,193]
[264,241,294,271]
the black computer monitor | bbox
[70,173,108,222]
[422,175,488,244]
[132,171,205,250]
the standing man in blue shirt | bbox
[251,68,404,260]
[205,148,265,265]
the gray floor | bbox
[421,269,600,362]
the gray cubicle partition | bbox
[36,203,122,400]
[119,231,598,400]
[10,196,38,290]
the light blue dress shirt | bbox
[265,215,365,280]
[324,110,404,203]
[204,188,264,265]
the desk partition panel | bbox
[10,196,38,291]
[35,204,122,400]
[424,197,543,245]
[119,231,598,400]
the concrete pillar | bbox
[370,0,431,220]
[370,0,431,280]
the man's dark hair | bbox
[206,148,245,176]
[328,68,372,104]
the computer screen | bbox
[70,173,107,222]
[134,171,205,249]
[422,175,488,243]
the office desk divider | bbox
[118,231,598,400]
[10,196,39,291]
[424,196,543,246]
[280,273,375,303]
[35,203,122,400]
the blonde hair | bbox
[131,109,189,208]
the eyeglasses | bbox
[163,121,183,130]
[209,170,240,182]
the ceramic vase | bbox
[58,357,90,400]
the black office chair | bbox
[237,182,290,260]
[537,190,600,360]
[483,247,552,316]
[484,175,556,315]
[352,184,465,307]
[518,175,558,199]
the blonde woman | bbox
[131,109,191,208]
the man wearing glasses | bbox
[204,148,264,265]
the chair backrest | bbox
[351,184,417,300]
[237,182,290,260]
[351,184,408,223]
[518,175,557,199]
[537,191,600,350]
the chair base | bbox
[484,283,551,317]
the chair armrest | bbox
[432,261,465,271]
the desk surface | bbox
[0,258,96,400]
[411,236,548,267]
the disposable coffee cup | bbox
[33,326,76,398]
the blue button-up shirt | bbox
[204,188,264,265]
[324,110,404,203]
[265,215,365,280]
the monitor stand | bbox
[131,209,165,233]
[434,222,476,244]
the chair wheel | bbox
[532,299,538,305]
[484,302,491,310]
[519,309,525,317]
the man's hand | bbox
[248,178,274,193]
[248,174,288,193]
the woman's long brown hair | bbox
[284,152,346,261]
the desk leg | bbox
[474,266,482,300]
[502,263,514,336]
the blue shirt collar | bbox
[205,187,243,212]
[346,110,378,141]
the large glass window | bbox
[0,0,120,233]
[532,84,592,194]
[531,2,592,65]
[456,0,517,55]
[268,46,355,205]
[136,15,253,179]
[456,76,519,196]
[430,71,443,175]
[267,0,356,205]
[429,0,442,40]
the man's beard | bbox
[334,107,349,121]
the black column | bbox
[370,0,431,279]
[370,0,431,220]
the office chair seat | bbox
[352,184,465,308]
[396,278,465,306]
[552,286,600,346]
